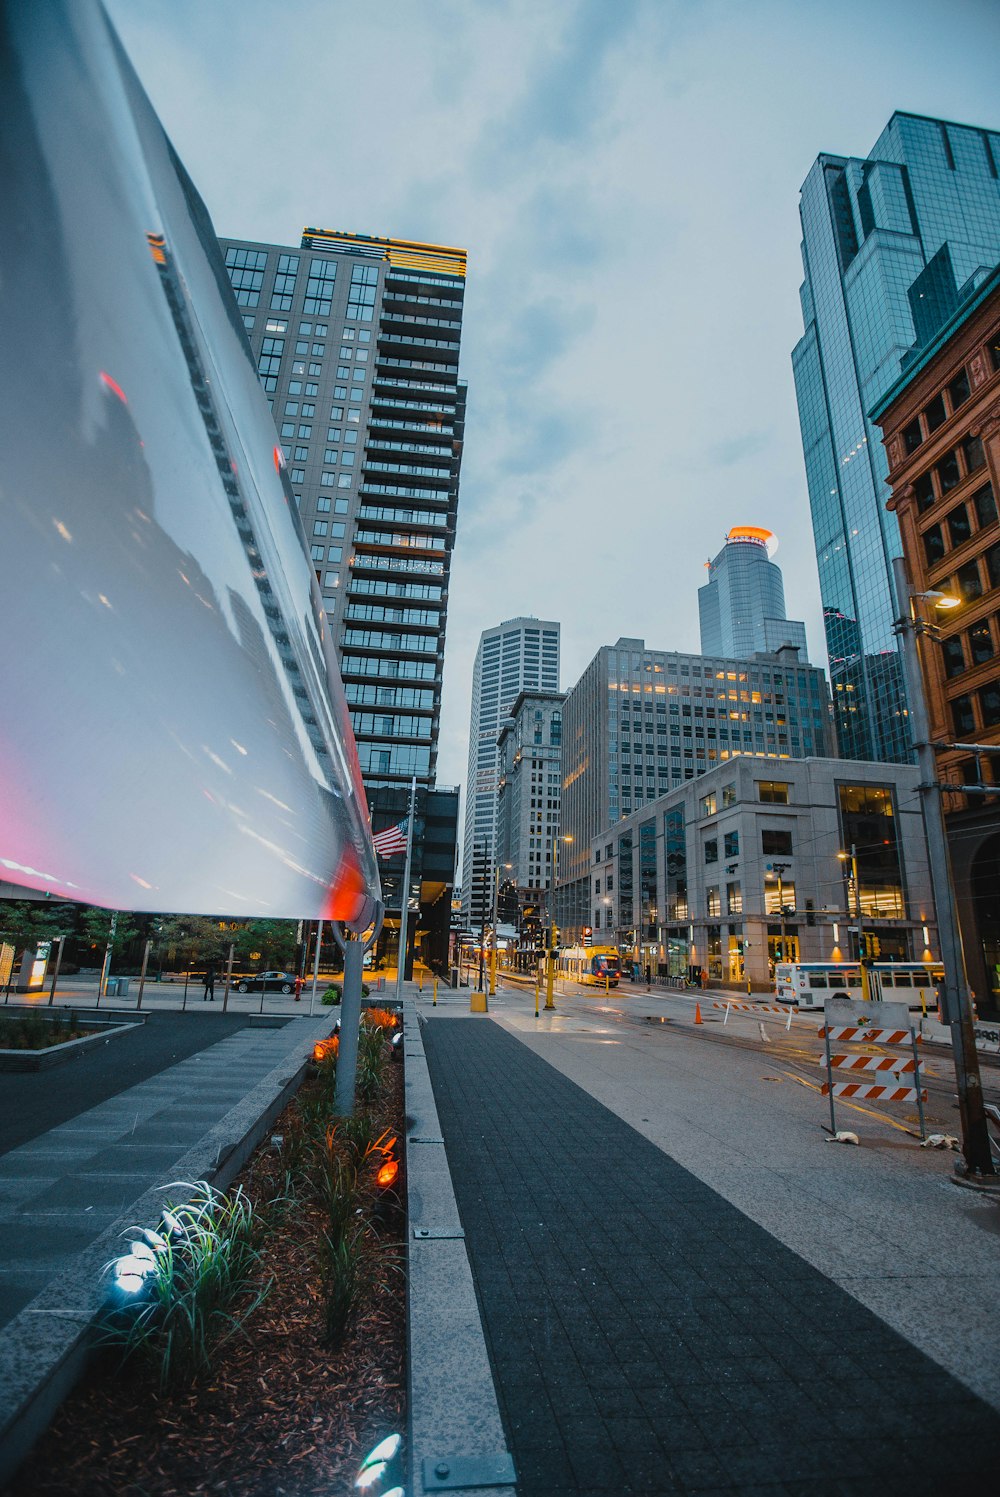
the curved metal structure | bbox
[0,0,380,924]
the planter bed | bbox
[0,1013,142,1072]
[7,1022,406,1497]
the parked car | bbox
[234,970,296,994]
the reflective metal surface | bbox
[0,0,380,922]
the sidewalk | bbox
[421,1007,1000,1496]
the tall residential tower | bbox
[792,112,1000,762]
[220,228,467,791]
[461,619,560,928]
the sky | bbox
[108,0,1000,799]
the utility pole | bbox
[893,557,995,1177]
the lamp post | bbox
[489,863,512,997]
[837,845,869,1001]
[546,834,572,1011]
[892,557,994,1176]
[476,840,487,994]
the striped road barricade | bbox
[715,999,795,1031]
[819,997,926,1140]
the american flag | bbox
[372,817,408,858]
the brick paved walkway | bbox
[423,1019,998,1496]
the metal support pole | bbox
[97,911,118,1005]
[823,1021,837,1136]
[47,936,65,1008]
[222,943,234,1012]
[335,933,365,1118]
[136,939,151,1011]
[893,556,994,1175]
[309,920,323,1015]
[911,1026,927,1142]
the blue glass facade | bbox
[792,113,1000,761]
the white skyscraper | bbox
[461,618,560,927]
[698,527,807,660]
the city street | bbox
[420,975,1000,1427]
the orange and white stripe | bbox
[826,1054,917,1073]
[821,1081,926,1103]
[819,1025,916,1046]
[715,1001,788,1015]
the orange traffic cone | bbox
[694,1002,703,1025]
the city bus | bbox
[774,961,944,1012]
[557,946,622,987]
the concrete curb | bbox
[0,1013,334,1488]
[403,1001,515,1497]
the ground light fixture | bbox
[355,1432,403,1491]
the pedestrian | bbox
[294,973,303,1002]
[699,966,708,991]
[203,961,216,1002]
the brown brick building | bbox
[872,264,1000,1015]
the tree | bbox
[78,907,141,951]
[0,900,76,959]
[231,920,298,971]
[151,916,231,970]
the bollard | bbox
[535,968,540,1018]
[433,976,438,1007]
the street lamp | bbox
[892,556,995,1177]
[546,834,572,1011]
[489,862,512,997]
[836,845,870,1001]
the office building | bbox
[792,112,1000,763]
[220,227,467,791]
[593,757,935,990]
[872,263,1000,1015]
[557,638,831,944]
[698,527,807,659]
[496,689,565,957]
[461,619,560,928]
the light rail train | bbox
[774,962,944,1012]
[556,946,622,987]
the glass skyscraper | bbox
[698,527,807,660]
[792,112,1000,761]
[219,228,467,791]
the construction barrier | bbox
[819,998,926,1140]
[715,998,795,1032]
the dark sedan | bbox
[234,970,296,994]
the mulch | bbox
[5,1062,406,1497]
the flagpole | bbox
[395,776,417,1003]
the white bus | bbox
[774,961,943,1012]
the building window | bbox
[936,450,961,495]
[963,435,986,475]
[986,543,1000,590]
[947,506,972,548]
[722,782,736,808]
[979,684,1000,729]
[726,881,742,916]
[969,621,995,666]
[973,484,997,531]
[757,780,789,804]
[951,695,976,736]
[764,880,796,916]
[313,520,329,537]
[948,367,971,410]
[724,830,739,858]
[704,838,718,864]
[922,524,946,566]
[902,418,923,456]
[941,636,966,677]
[956,559,983,602]
[700,792,717,816]
[706,886,721,918]
[925,393,947,432]
[914,471,935,512]
[761,828,793,855]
